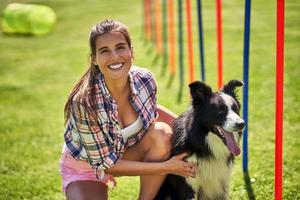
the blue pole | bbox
[196,0,205,82]
[242,0,251,172]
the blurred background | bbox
[0,0,299,199]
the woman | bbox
[60,19,196,200]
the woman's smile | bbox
[107,62,124,71]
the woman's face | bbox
[92,32,132,82]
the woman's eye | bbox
[100,50,108,54]
[117,46,125,50]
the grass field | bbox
[0,0,299,199]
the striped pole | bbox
[216,0,223,89]
[186,0,195,83]
[242,0,251,172]
[196,0,206,82]
[275,0,285,199]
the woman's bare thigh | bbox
[122,133,151,162]
[66,181,108,200]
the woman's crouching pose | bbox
[59,19,196,200]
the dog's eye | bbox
[232,104,239,113]
[218,105,227,115]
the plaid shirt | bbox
[64,66,158,178]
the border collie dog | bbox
[155,80,245,200]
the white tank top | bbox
[120,116,143,141]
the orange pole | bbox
[186,0,195,83]
[154,0,163,54]
[167,0,176,75]
[145,0,152,40]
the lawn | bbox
[0,0,299,199]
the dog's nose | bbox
[236,122,245,130]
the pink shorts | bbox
[59,147,116,193]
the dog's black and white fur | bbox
[155,80,245,200]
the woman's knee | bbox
[122,122,172,162]
[147,122,173,158]
[148,121,172,140]
[66,181,108,200]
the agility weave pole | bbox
[161,0,169,76]
[275,0,285,199]
[167,0,176,77]
[177,0,184,102]
[144,0,152,41]
[215,0,223,89]
[154,0,163,55]
[242,0,251,173]
[185,0,195,83]
[150,0,156,43]
[196,0,205,82]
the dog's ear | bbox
[189,81,213,106]
[222,80,243,96]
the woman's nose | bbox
[110,50,119,58]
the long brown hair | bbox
[64,19,132,124]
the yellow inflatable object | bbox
[1,3,57,35]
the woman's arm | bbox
[105,152,195,178]
[156,104,178,126]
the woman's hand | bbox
[163,152,197,178]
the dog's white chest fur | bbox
[186,132,233,199]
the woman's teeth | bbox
[108,63,123,70]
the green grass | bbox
[0,0,299,199]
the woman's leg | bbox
[66,181,108,200]
[122,122,172,200]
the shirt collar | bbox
[97,72,114,103]
[128,71,139,97]
[96,70,139,103]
